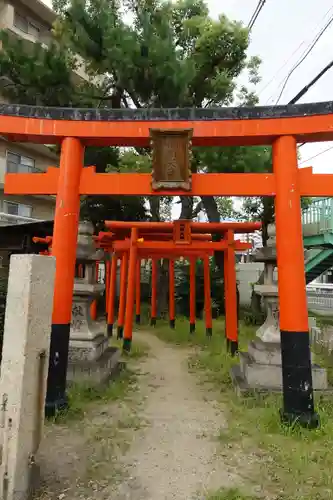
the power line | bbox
[299,145,333,165]
[258,42,306,98]
[260,4,333,101]
[275,13,333,104]
[248,0,266,32]
[287,58,333,150]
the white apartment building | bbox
[0,0,97,226]
[0,0,58,224]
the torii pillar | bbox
[274,136,318,427]
[45,138,83,417]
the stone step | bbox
[239,351,327,390]
[67,346,121,385]
[231,364,333,397]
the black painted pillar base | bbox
[206,327,212,337]
[45,323,70,418]
[136,314,141,325]
[226,338,238,356]
[170,319,175,329]
[280,330,319,428]
[117,325,124,339]
[107,323,113,338]
[123,338,132,353]
[190,322,196,334]
[150,317,157,327]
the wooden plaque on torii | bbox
[150,129,193,191]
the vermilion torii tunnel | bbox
[3,101,333,426]
[95,219,259,345]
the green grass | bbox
[111,337,151,359]
[308,310,333,327]
[50,336,149,424]
[150,317,333,500]
[206,488,258,500]
[53,366,138,422]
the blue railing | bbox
[302,198,333,234]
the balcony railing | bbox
[6,162,42,174]
[0,212,41,226]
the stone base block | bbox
[248,339,314,365]
[231,364,333,398]
[67,347,121,385]
[237,351,327,391]
[68,334,108,363]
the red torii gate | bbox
[3,102,332,425]
[96,220,255,345]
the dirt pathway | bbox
[38,331,241,499]
[112,331,239,499]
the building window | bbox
[3,201,32,218]
[6,152,37,174]
[14,11,40,39]
[14,11,29,33]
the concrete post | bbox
[0,254,55,500]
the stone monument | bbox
[0,254,55,500]
[231,224,328,393]
[67,221,120,385]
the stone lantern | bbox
[232,224,328,393]
[67,221,120,384]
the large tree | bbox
[0,0,267,311]
[0,0,264,223]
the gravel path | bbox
[37,331,241,499]
[112,331,239,499]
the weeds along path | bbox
[112,330,240,500]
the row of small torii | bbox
[34,218,260,355]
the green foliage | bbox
[175,260,225,317]
[0,31,98,106]
[0,0,265,225]
[80,147,148,229]
[51,0,254,108]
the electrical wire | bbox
[248,0,266,32]
[260,4,333,101]
[299,145,333,165]
[275,13,333,104]
[258,41,306,98]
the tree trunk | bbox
[157,259,169,318]
[148,196,170,317]
[179,196,193,219]
[201,195,240,316]
[261,197,274,247]
[201,196,224,272]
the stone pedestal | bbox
[0,255,55,500]
[231,223,328,394]
[231,338,328,393]
[67,221,120,385]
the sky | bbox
[42,0,333,174]
[41,0,333,229]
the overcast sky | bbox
[42,0,333,174]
